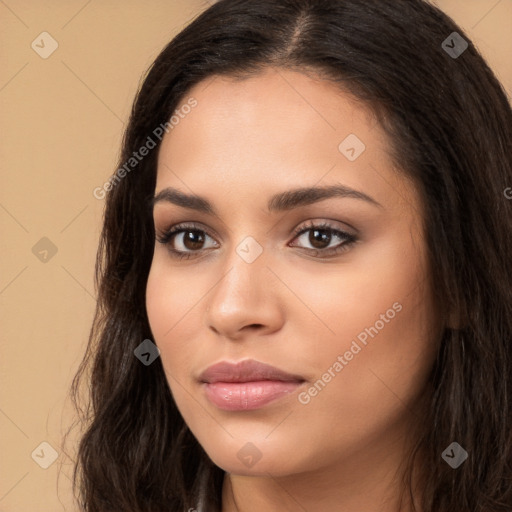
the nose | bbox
[204,245,284,341]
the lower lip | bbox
[203,380,304,411]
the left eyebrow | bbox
[152,183,383,215]
[267,184,383,211]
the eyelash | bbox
[155,221,358,260]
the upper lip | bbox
[199,359,305,384]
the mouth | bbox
[199,359,306,411]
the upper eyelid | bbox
[158,222,219,242]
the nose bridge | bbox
[205,231,279,335]
[211,233,268,307]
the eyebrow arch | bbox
[152,184,383,214]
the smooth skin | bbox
[146,67,441,511]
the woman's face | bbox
[146,67,440,479]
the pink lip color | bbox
[198,359,305,411]
[203,380,303,411]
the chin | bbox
[211,454,290,477]
[200,436,302,477]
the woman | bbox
[69,0,512,510]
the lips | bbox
[199,359,306,411]
[199,359,305,384]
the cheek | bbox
[146,262,209,434]
[145,257,200,373]
[146,252,204,332]
[146,260,172,342]
[289,281,437,465]
[298,235,437,412]
[312,290,436,433]
[288,237,428,353]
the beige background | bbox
[0,1,510,511]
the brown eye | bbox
[307,228,334,249]
[167,229,217,253]
[156,223,219,260]
[290,222,357,257]
[176,230,207,251]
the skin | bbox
[146,67,441,511]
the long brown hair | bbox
[67,0,512,510]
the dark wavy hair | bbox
[66,0,512,510]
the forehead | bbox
[162,67,378,152]
[155,67,419,217]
